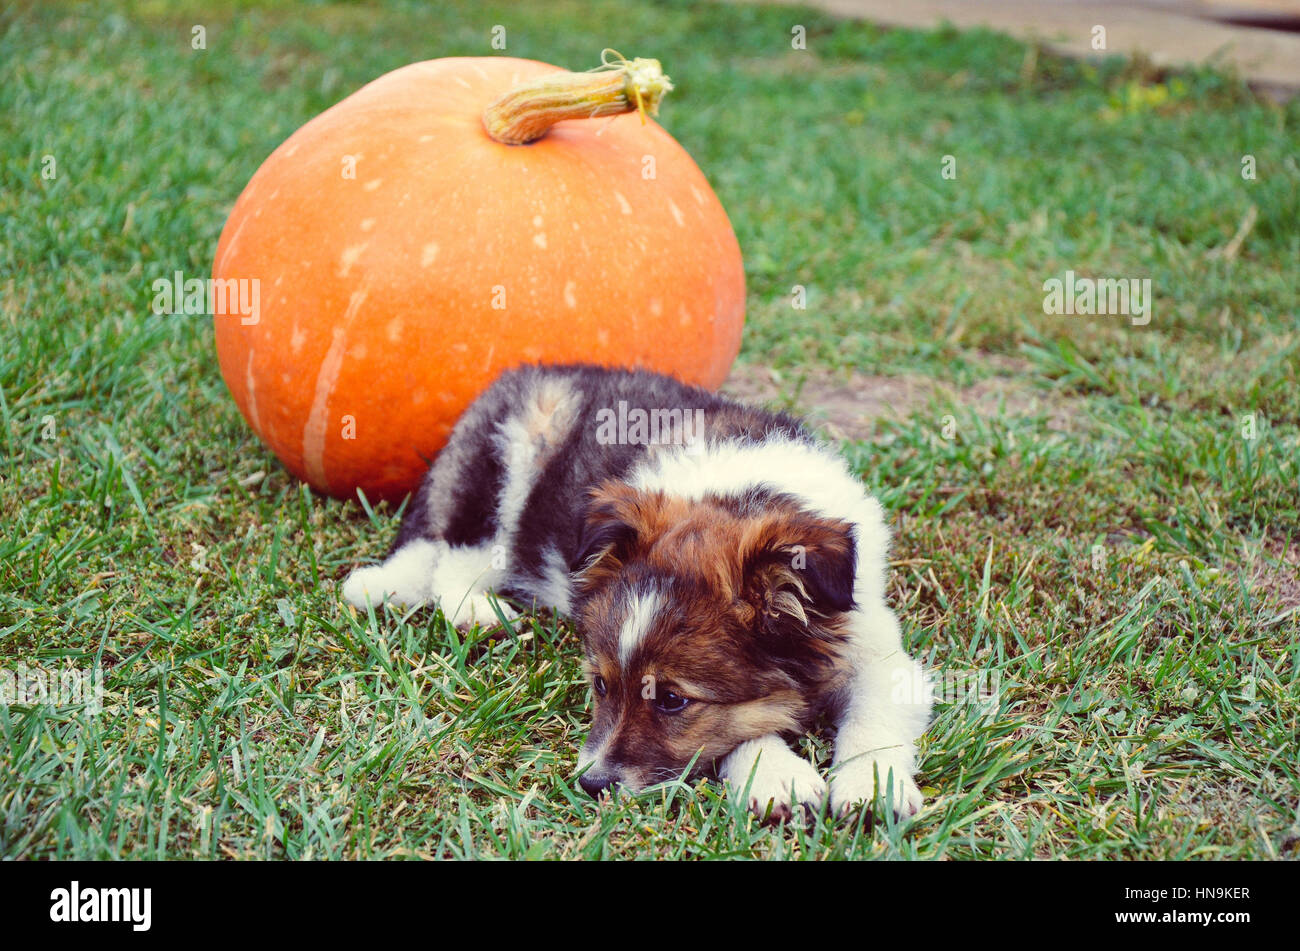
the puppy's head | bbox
[571,482,857,796]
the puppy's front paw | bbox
[342,565,412,609]
[829,757,924,818]
[728,754,827,823]
[342,541,438,609]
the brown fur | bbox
[575,483,858,785]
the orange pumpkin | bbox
[212,53,744,502]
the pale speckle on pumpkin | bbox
[302,286,368,489]
[303,326,348,489]
[291,325,307,354]
[533,232,548,250]
[420,243,439,268]
[348,342,369,361]
[668,198,686,227]
[244,351,261,432]
[690,184,706,206]
[596,328,610,347]
[452,76,471,89]
[362,178,383,192]
[532,216,543,227]
[679,303,692,326]
[418,135,434,143]
[360,218,376,232]
[563,280,577,309]
[470,63,488,80]
[213,213,250,276]
[613,191,632,215]
[338,242,368,277]
[386,318,403,342]
[649,297,663,316]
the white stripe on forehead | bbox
[618,589,663,667]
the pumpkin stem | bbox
[482,50,673,145]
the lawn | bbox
[1,0,1297,859]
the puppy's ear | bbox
[739,511,856,662]
[572,482,651,585]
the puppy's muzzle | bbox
[579,769,618,798]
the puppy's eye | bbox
[654,691,690,714]
[593,675,607,697]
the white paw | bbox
[727,754,827,822]
[442,592,518,630]
[342,564,426,609]
[829,757,924,818]
[342,541,438,609]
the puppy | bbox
[343,364,931,818]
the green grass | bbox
[2,0,1297,859]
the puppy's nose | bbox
[579,771,616,798]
